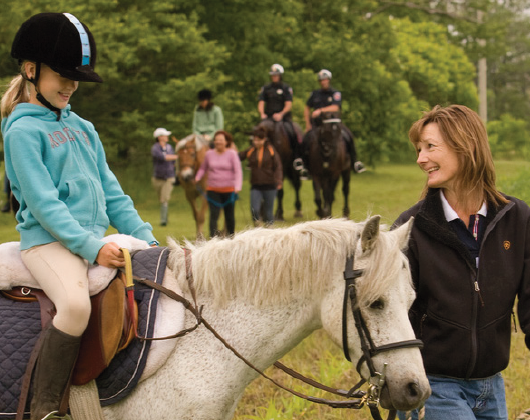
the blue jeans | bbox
[398,374,507,420]
[250,188,277,225]
[207,191,236,237]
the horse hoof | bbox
[294,211,303,218]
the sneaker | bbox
[353,161,367,173]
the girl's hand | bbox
[96,242,125,268]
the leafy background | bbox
[1,0,529,167]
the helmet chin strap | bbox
[23,62,62,120]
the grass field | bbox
[1,160,529,419]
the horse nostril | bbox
[407,381,420,398]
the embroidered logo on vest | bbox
[503,241,511,250]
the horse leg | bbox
[322,177,338,218]
[292,174,303,218]
[312,178,324,219]
[275,187,284,221]
[196,197,208,240]
[341,169,351,218]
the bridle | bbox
[341,254,424,416]
[134,248,424,420]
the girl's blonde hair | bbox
[1,64,30,119]
[409,104,508,210]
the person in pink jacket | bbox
[195,130,242,237]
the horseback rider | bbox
[192,89,224,143]
[1,13,158,420]
[297,69,366,174]
[257,64,303,171]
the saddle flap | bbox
[72,274,137,386]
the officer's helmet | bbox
[317,69,332,81]
[269,64,284,76]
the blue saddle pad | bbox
[0,246,169,418]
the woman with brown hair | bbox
[195,130,242,237]
[394,105,530,420]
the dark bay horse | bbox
[256,119,304,220]
[306,113,351,218]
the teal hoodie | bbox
[2,103,155,263]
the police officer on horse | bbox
[258,64,303,173]
[297,69,366,174]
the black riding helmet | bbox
[12,12,102,83]
[198,89,212,101]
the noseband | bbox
[342,254,423,407]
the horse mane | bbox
[175,134,209,153]
[167,218,409,308]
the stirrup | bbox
[293,158,304,171]
[41,411,72,420]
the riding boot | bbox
[31,324,81,420]
[342,129,366,174]
[160,203,168,226]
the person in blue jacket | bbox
[0,13,157,420]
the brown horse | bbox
[306,113,351,219]
[256,119,304,220]
[175,134,209,239]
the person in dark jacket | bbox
[393,104,530,420]
[239,127,282,226]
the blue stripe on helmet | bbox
[63,13,91,66]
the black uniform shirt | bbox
[306,87,342,110]
[258,82,293,117]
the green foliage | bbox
[0,0,526,165]
[488,114,530,160]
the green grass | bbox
[1,160,530,419]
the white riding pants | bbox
[21,242,91,337]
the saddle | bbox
[0,245,178,419]
[1,258,137,386]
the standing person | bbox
[393,105,530,420]
[239,127,282,226]
[151,127,178,226]
[299,69,365,174]
[0,13,158,420]
[192,89,224,143]
[195,130,242,237]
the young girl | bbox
[1,13,158,420]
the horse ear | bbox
[361,215,381,253]
[394,216,414,251]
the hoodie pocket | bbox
[65,177,106,224]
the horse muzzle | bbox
[379,377,431,411]
[179,167,194,182]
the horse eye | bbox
[369,299,385,310]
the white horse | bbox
[97,216,430,420]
